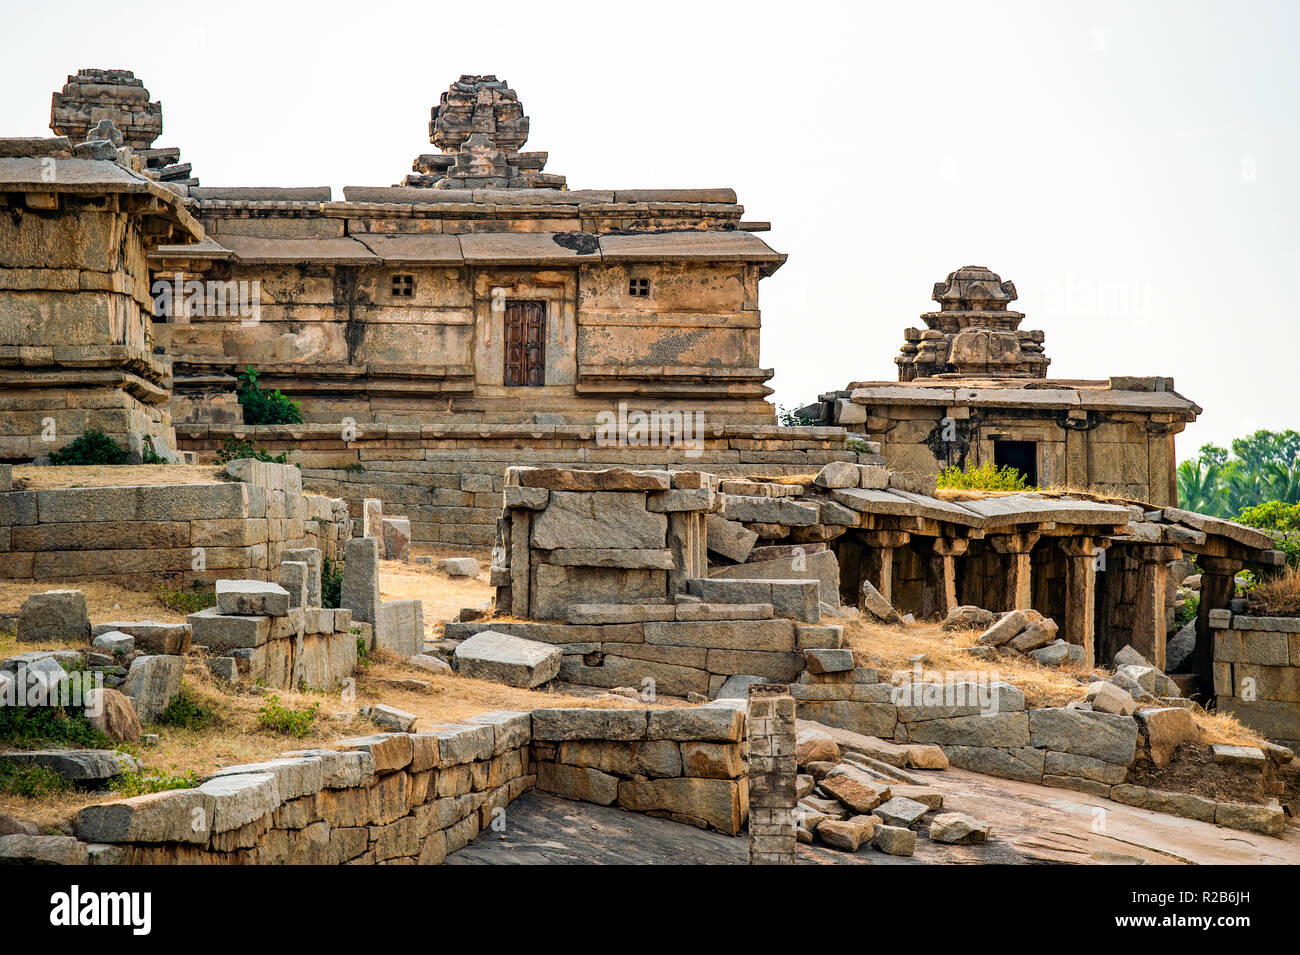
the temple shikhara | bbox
[0,66,1296,869]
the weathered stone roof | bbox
[840,379,1201,417]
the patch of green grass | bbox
[936,461,1033,491]
[256,694,320,738]
[157,689,220,731]
[216,437,295,467]
[0,704,112,749]
[110,768,200,797]
[0,760,73,798]
[155,582,216,615]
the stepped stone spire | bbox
[402,75,565,190]
[896,266,1049,380]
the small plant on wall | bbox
[936,461,1033,491]
[237,366,303,425]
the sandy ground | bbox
[380,548,495,640]
[10,464,226,490]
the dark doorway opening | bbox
[993,439,1038,486]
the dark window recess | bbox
[504,300,546,387]
[391,274,414,297]
[629,278,650,297]
[993,439,1038,486]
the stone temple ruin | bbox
[0,68,1297,866]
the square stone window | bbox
[628,278,650,297]
[391,274,415,297]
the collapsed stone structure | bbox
[812,266,1201,505]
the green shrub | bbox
[0,760,73,798]
[215,437,294,466]
[256,695,320,738]
[936,461,1032,491]
[1237,500,1300,567]
[157,689,220,731]
[1177,590,1199,626]
[110,768,200,797]
[237,365,302,425]
[155,583,216,615]
[322,556,344,609]
[140,441,168,465]
[777,404,814,427]
[356,635,372,668]
[0,704,110,749]
[49,429,130,466]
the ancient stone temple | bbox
[813,266,1201,505]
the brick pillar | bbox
[746,684,797,865]
[988,531,1041,611]
[1196,556,1242,700]
[1132,544,1182,671]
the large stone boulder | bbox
[122,655,184,722]
[929,811,991,845]
[795,726,840,767]
[1136,706,1199,768]
[941,605,995,631]
[860,580,901,625]
[84,688,141,742]
[437,557,481,578]
[453,631,561,688]
[216,580,290,617]
[17,590,89,644]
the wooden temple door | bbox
[503,301,546,386]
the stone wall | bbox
[173,423,869,548]
[1212,609,1300,749]
[0,462,350,586]
[11,704,751,863]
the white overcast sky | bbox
[3,0,1296,459]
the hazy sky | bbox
[3,0,1295,459]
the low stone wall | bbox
[531,702,748,834]
[190,605,357,692]
[3,705,751,864]
[174,423,874,548]
[0,461,350,586]
[1211,609,1300,748]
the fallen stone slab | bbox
[859,580,901,625]
[382,517,412,562]
[940,605,995,631]
[1211,744,1267,767]
[816,818,873,851]
[17,590,89,644]
[453,630,561,688]
[1031,642,1071,666]
[805,648,854,674]
[91,631,134,656]
[714,674,769,700]
[929,811,991,845]
[369,704,417,732]
[409,654,452,676]
[0,749,142,784]
[820,765,891,813]
[92,621,191,655]
[1007,618,1059,653]
[0,834,123,865]
[872,824,916,856]
[216,579,290,617]
[795,726,841,766]
[1087,680,1138,716]
[873,795,931,828]
[1213,801,1285,836]
[438,557,480,578]
[975,608,1035,647]
[889,784,943,810]
[122,654,184,723]
[1136,706,1198,768]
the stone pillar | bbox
[930,538,969,616]
[362,498,385,557]
[746,684,797,865]
[668,511,705,595]
[861,530,910,606]
[1195,555,1242,700]
[509,510,532,620]
[340,536,380,626]
[1132,545,1181,671]
[988,532,1040,611]
[1059,537,1107,669]
[282,547,322,607]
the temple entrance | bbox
[993,439,1038,486]
[504,301,546,386]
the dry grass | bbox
[0,579,189,622]
[11,464,225,491]
[1247,565,1300,617]
[380,548,494,639]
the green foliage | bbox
[1237,499,1300,567]
[110,768,200,797]
[49,429,130,466]
[157,689,220,731]
[256,694,320,738]
[936,461,1032,491]
[0,704,110,749]
[1178,430,1300,517]
[1177,590,1200,626]
[321,556,344,609]
[236,365,303,425]
[155,582,216,615]
[777,404,814,427]
[139,441,168,465]
[215,437,294,466]
[845,437,872,453]
[356,636,372,668]
[0,760,73,798]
